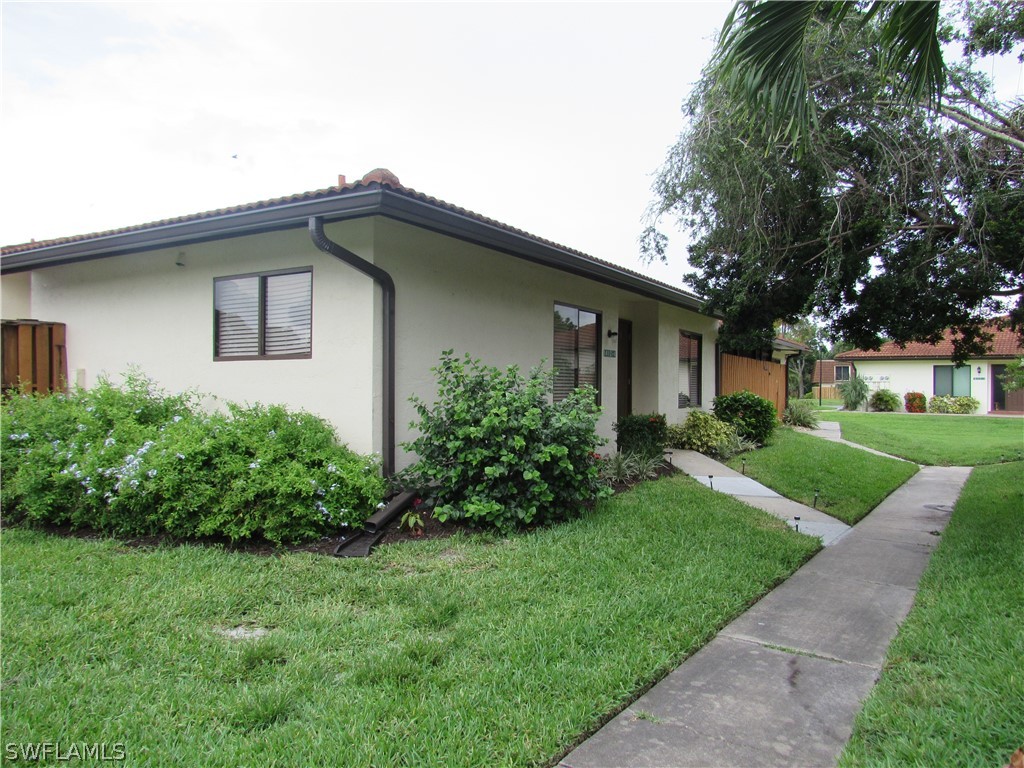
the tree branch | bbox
[936,105,1024,151]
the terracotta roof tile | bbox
[835,324,1023,360]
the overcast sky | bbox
[2,2,1022,290]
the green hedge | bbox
[712,390,777,445]
[1,373,385,544]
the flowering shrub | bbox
[928,395,981,414]
[904,391,927,413]
[868,388,901,412]
[613,413,668,459]
[712,390,777,446]
[1,373,384,544]
[402,351,609,533]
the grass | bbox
[726,428,919,525]
[806,397,844,409]
[823,411,1024,466]
[839,461,1024,767]
[0,475,818,767]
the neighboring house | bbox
[812,359,854,386]
[836,326,1024,413]
[771,337,809,367]
[0,169,721,473]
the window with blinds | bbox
[678,331,701,408]
[553,303,600,403]
[214,269,312,359]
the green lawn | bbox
[726,428,919,525]
[0,475,818,767]
[839,461,1024,767]
[823,411,1023,466]
[808,397,844,409]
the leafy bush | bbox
[613,413,668,459]
[402,351,609,533]
[904,391,927,413]
[783,400,819,428]
[928,395,981,414]
[868,388,901,412]
[837,375,870,411]
[1,373,384,544]
[669,410,738,457]
[712,390,777,446]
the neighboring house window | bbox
[678,331,702,407]
[553,303,600,402]
[214,269,312,359]
[834,365,851,381]
[933,365,970,397]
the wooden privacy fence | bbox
[719,353,786,419]
[811,384,840,400]
[1,320,68,395]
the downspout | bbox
[308,216,395,477]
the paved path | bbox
[797,422,913,463]
[560,449,971,768]
[668,449,851,546]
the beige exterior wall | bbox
[1,273,32,319]
[28,222,378,453]
[852,358,1009,413]
[370,219,717,466]
[20,215,719,465]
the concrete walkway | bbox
[797,422,913,463]
[668,449,851,546]
[560,450,971,768]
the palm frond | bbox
[878,1,945,106]
[713,0,946,148]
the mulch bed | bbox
[3,463,681,557]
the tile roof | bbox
[835,324,1023,360]
[1,168,704,308]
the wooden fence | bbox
[810,384,840,400]
[1,320,68,394]
[719,353,786,419]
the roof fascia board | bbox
[1,185,714,317]
[0,190,385,273]
[375,191,711,314]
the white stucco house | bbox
[0,169,722,474]
[835,325,1024,414]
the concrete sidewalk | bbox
[560,459,971,768]
[668,450,852,546]
[797,422,913,463]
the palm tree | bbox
[713,1,1023,151]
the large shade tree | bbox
[644,0,1023,361]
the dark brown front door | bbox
[991,365,1024,412]
[617,319,633,420]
